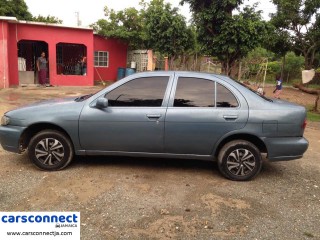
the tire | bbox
[218,140,262,181]
[28,130,74,171]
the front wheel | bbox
[218,140,262,181]
[28,130,74,170]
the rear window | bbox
[216,83,238,108]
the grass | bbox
[307,111,320,122]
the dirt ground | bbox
[0,85,319,240]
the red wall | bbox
[7,23,94,86]
[93,35,127,82]
[0,21,10,88]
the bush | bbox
[282,52,304,82]
[267,61,281,75]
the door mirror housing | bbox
[96,98,108,109]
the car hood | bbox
[6,97,77,113]
[5,97,86,125]
[23,97,76,108]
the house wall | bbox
[93,35,127,82]
[0,21,10,88]
[7,23,94,86]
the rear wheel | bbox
[218,140,262,181]
[28,130,74,170]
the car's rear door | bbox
[79,73,173,153]
[164,73,249,155]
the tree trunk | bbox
[281,55,286,80]
[222,59,236,77]
[304,54,312,70]
[169,56,176,70]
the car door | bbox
[164,74,249,155]
[79,74,172,153]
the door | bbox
[164,76,249,155]
[79,75,171,153]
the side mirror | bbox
[96,98,108,109]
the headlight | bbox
[1,115,10,126]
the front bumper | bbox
[263,137,309,161]
[0,125,26,153]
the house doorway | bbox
[17,40,49,85]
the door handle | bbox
[223,115,238,121]
[146,114,162,120]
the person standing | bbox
[273,74,282,99]
[81,56,87,76]
[37,52,48,86]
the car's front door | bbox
[79,75,172,153]
[164,75,249,155]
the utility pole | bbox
[75,12,81,26]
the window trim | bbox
[94,51,109,67]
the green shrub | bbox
[267,61,281,74]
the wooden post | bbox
[238,61,242,81]
[263,59,268,90]
[164,57,169,71]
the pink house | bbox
[0,16,128,88]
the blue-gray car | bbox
[0,72,309,180]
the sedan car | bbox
[0,71,309,181]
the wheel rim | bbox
[34,138,65,166]
[226,148,256,177]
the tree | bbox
[0,0,62,24]
[271,0,320,70]
[92,6,147,49]
[144,0,195,67]
[0,0,32,20]
[283,52,305,81]
[32,15,63,24]
[263,26,292,78]
[181,0,269,76]
[93,0,194,67]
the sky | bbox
[24,0,276,27]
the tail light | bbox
[301,119,307,129]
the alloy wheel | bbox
[34,138,65,166]
[226,148,256,177]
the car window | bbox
[216,83,239,108]
[174,77,215,107]
[106,77,169,107]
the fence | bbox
[126,51,320,113]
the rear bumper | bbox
[263,137,309,161]
[0,126,26,153]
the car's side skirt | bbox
[75,150,214,161]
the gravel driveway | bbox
[0,86,319,240]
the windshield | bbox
[74,87,106,102]
[74,94,93,102]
